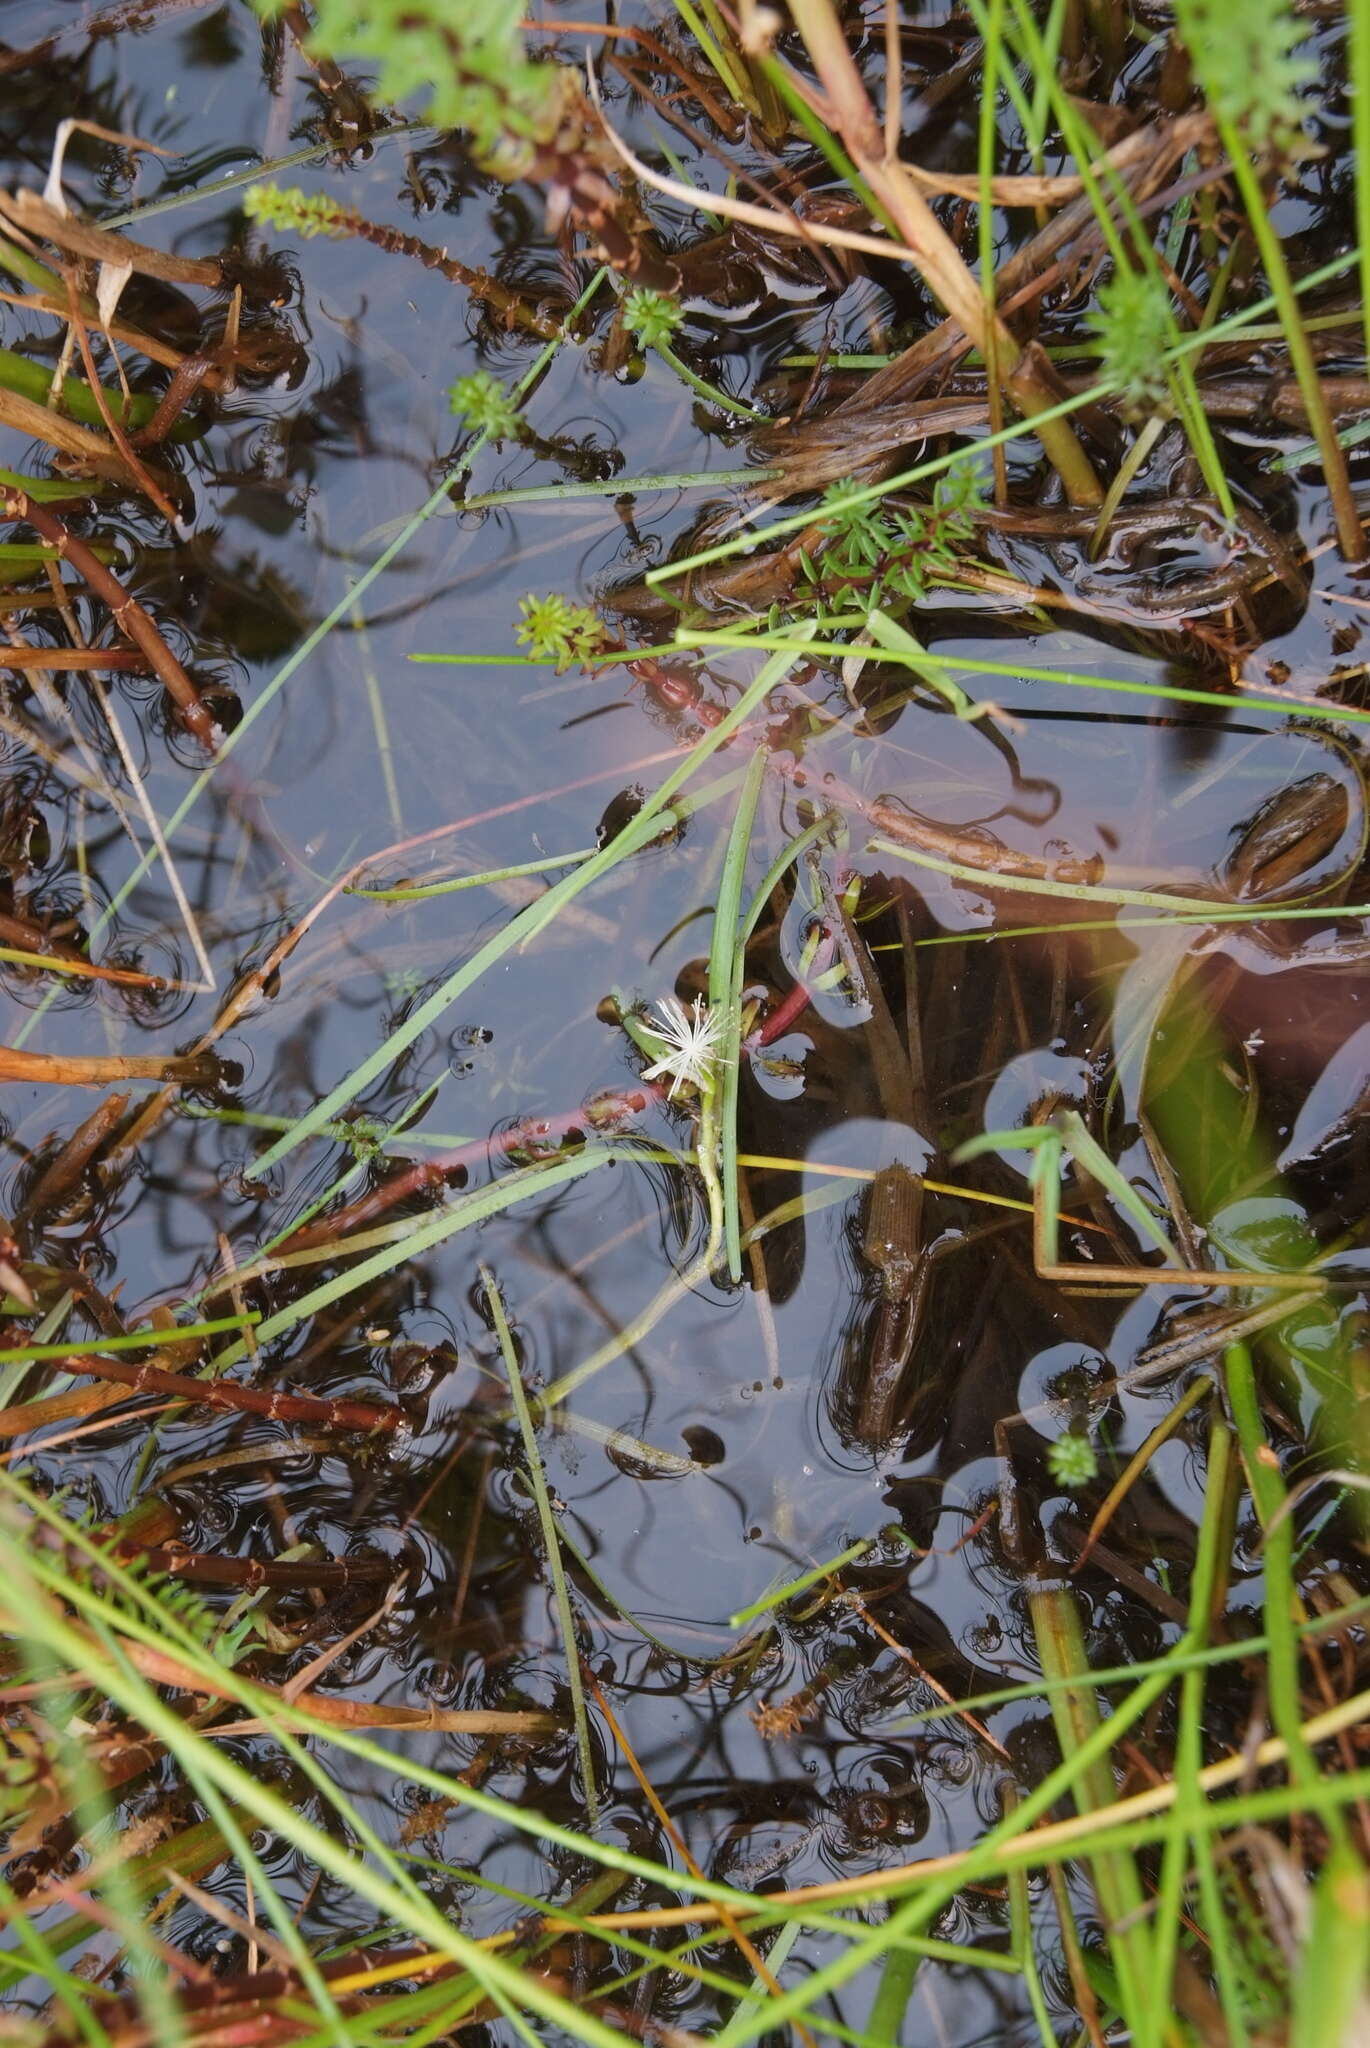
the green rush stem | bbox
[483,1268,600,1829]
[1145,1418,1243,2048]
[667,0,753,108]
[1221,137,1364,561]
[99,127,433,230]
[695,1080,726,1281]
[728,1539,871,1629]
[348,849,597,900]
[712,743,768,1280]
[1028,1579,1155,2025]
[460,467,778,509]
[685,631,1370,726]
[1223,1342,1336,1815]
[653,340,771,423]
[977,0,1009,506]
[1355,0,1370,386]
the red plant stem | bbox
[748,927,836,1047]
[41,1350,402,1434]
[274,1088,657,1255]
[2,490,219,752]
[111,1544,393,1589]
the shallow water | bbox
[1,3,1368,2039]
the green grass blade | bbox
[211,1148,625,1372]
[253,650,797,1176]
[711,744,767,1279]
[484,1268,599,1825]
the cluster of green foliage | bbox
[1088,267,1175,419]
[252,0,570,166]
[516,591,612,669]
[242,181,351,239]
[801,465,986,613]
[1173,0,1316,156]
[621,287,685,352]
[449,370,524,443]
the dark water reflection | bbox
[1,4,1367,2040]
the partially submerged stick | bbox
[0,1045,219,1086]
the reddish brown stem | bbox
[274,1089,655,1256]
[18,1092,128,1228]
[112,1543,393,1590]
[0,1045,217,1085]
[37,1349,402,1434]
[2,491,219,752]
[63,273,180,522]
[0,645,147,670]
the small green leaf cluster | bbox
[621,288,685,352]
[1047,1433,1099,1489]
[448,371,524,442]
[251,0,567,169]
[802,464,985,613]
[1173,0,1315,156]
[516,592,611,670]
[51,1497,256,1667]
[1088,267,1173,419]
[243,182,350,240]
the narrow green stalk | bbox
[348,849,597,900]
[1223,1343,1324,1800]
[668,0,754,110]
[0,347,161,432]
[1003,1784,1057,2047]
[710,745,767,1279]
[727,1539,871,1629]
[484,1268,600,1827]
[460,467,776,509]
[1146,1419,1251,2048]
[977,0,1009,505]
[1029,1579,1155,2027]
[684,629,1370,726]
[1222,142,1363,560]
[1353,0,1370,385]
[653,339,771,422]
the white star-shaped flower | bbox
[641,994,730,1100]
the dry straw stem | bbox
[0,382,128,475]
[782,0,1102,502]
[117,1641,558,1739]
[562,1681,1370,1935]
[0,186,223,290]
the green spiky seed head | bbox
[1088,268,1173,419]
[622,288,684,351]
[243,183,350,239]
[515,592,609,670]
[448,371,523,442]
[1173,0,1315,157]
